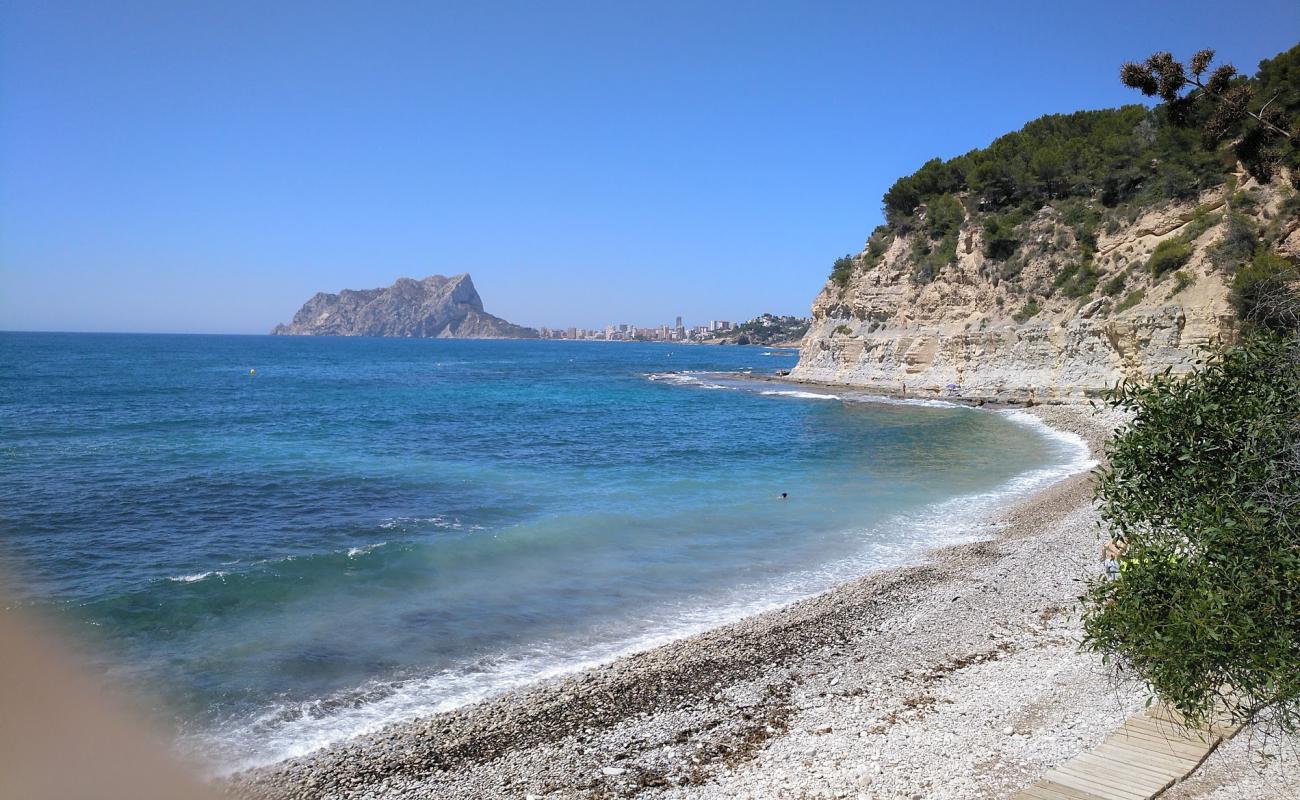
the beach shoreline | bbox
[230,402,1151,799]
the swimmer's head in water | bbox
[780,492,788,499]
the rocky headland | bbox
[271,273,537,339]
[792,179,1299,403]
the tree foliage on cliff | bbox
[1121,48,1297,183]
[1082,332,1300,733]
[878,44,1300,230]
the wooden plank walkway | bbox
[1011,705,1242,800]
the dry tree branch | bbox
[1187,76,1293,140]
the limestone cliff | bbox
[271,273,537,339]
[792,180,1300,402]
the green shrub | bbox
[908,230,959,285]
[863,228,890,269]
[908,237,934,284]
[1168,270,1196,296]
[983,211,1024,260]
[1228,189,1260,211]
[1231,250,1300,332]
[1179,207,1222,242]
[1012,299,1040,323]
[830,254,856,287]
[1147,239,1194,277]
[1082,334,1300,733]
[1055,261,1100,299]
[931,232,958,267]
[1279,192,1300,226]
[1116,289,1145,312]
[925,194,966,241]
[1061,200,1101,250]
[1158,163,1200,201]
[1262,193,1300,248]
[1210,212,1259,271]
[1102,273,1127,296]
[833,324,853,336]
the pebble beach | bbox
[229,404,1296,799]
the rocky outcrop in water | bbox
[272,273,537,339]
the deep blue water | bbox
[0,333,1085,771]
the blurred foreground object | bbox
[0,598,224,800]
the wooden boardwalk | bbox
[1011,705,1242,800]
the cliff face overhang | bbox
[791,180,1296,403]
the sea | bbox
[0,332,1090,773]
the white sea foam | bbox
[998,409,1096,472]
[649,371,972,409]
[196,406,1097,777]
[646,371,733,390]
[173,541,395,584]
[378,515,470,531]
[758,389,840,400]
[168,571,226,583]
[346,542,387,558]
[838,392,967,409]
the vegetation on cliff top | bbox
[827,43,1300,293]
[880,45,1298,229]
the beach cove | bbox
[5,335,1293,797]
[228,404,1141,799]
[0,335,1079,773]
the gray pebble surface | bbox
[227,405,1293,799]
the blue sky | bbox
[2,1,1297,333]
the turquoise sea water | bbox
[0,333,1086,772]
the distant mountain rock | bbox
[271,273,537,339]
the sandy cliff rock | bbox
[792,180,1294,403]
[271,273,537,339]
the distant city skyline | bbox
[2,2,1298,333]
[538,317,740,342]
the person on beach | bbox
[1102,537,1126,580]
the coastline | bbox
[231,402,1147,799]
[735,370,1049,409]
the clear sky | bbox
[1,1,1297,333]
